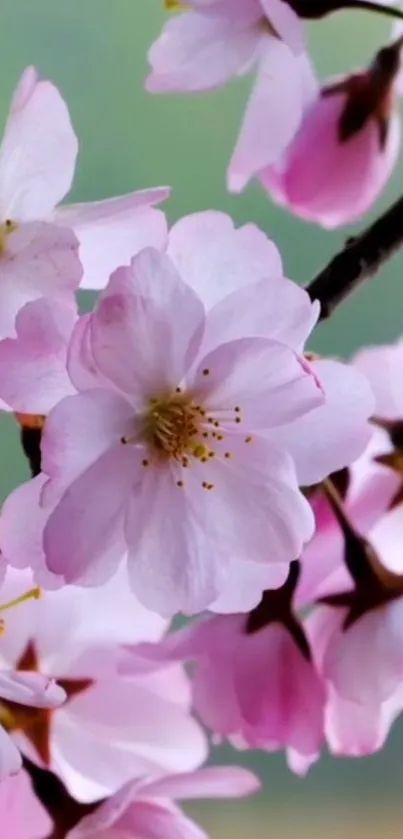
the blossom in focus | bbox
[68,766,260,839]
[147,0,313,191]
[0,66,169,290]
[261,41,402,227]
[0,213,374,615]
[0,568,206,801]
[0,770,52,838]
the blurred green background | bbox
[1,1,403,835]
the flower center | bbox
[140,391,209,463]
[0,218,17,256]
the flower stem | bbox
[306,193,403,320]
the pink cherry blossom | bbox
[307,606,403,759]
[0,770,52,838]
[0,66,169,290]
[23,248,323,616]
[122,609,326,776]
[147,1,313,191]
[0,582,66,780]
[0,567,206,801]
[260,44,401,227]
[0,214,374,615]
[68,766,260,839]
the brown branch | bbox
[23,757,101,839]
[306,193,403,320]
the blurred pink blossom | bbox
[147,0,312,191]
[0,568,206,801]
[68,766,260,839]
[0,66,169,290]
[261,43,402,227]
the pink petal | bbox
[0,221,81,339]
[268,358,374,485]
[0,725,22,780]
[43,443,136,585]
[167,210,282,310]
[192,337,323,428]
[140,766,260,800]
[228,38,304,192]
[0,297,76,413]
[196,437,315,566]
[55,191,169,290]
[354,340,403,420]
[90,249,205,397]
[125,466,222,616]
[210,558,288,614]
[52,675,207,801]
[0,669,65,708]
[41,388,134,493]
[203,276,319,355]
[0,66,78,220]
[323,601,403,704]
[147,9,261,93]
[67,314,112,393]
[260,0,304,52]
[0,770,52,836]
[0,475,50,572]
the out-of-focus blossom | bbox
[147,1,314,191]
[261,41,402,227]
[0,585,66,780]
[0,66,169,290]
[122,563,326,775]
[0,770,52,838]
[0,568,206,802]
[68,766,260,839]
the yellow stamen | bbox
[0,587,41,615]
[0,219,17,256]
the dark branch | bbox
[23,757,101,839]
[306,193,403,320]
[20,426,42,477]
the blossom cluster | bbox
[1,1,403,836]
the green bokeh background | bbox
[1,2,403,836]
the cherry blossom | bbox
[0,66,169,291]
[147,0,312,191]
[0,568,206,801]
[261,41,402,227]
[68,766,260,839]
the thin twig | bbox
[306,194,403,320]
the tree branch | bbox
[306,193,403,320]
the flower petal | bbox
[167,210,282,310]
[0,221,81,339]
[55,191,169,290]
[204,275,319,354]
[146,9,260,93]
[43,443,135,585]
[140,766,260,800]
[0,726,22,780]
[228,38,304,192]
[192,337,323,428]
[0,297,76,413]
[0,66,77,219]
[268,359,374,485]
[90,248,205,396]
